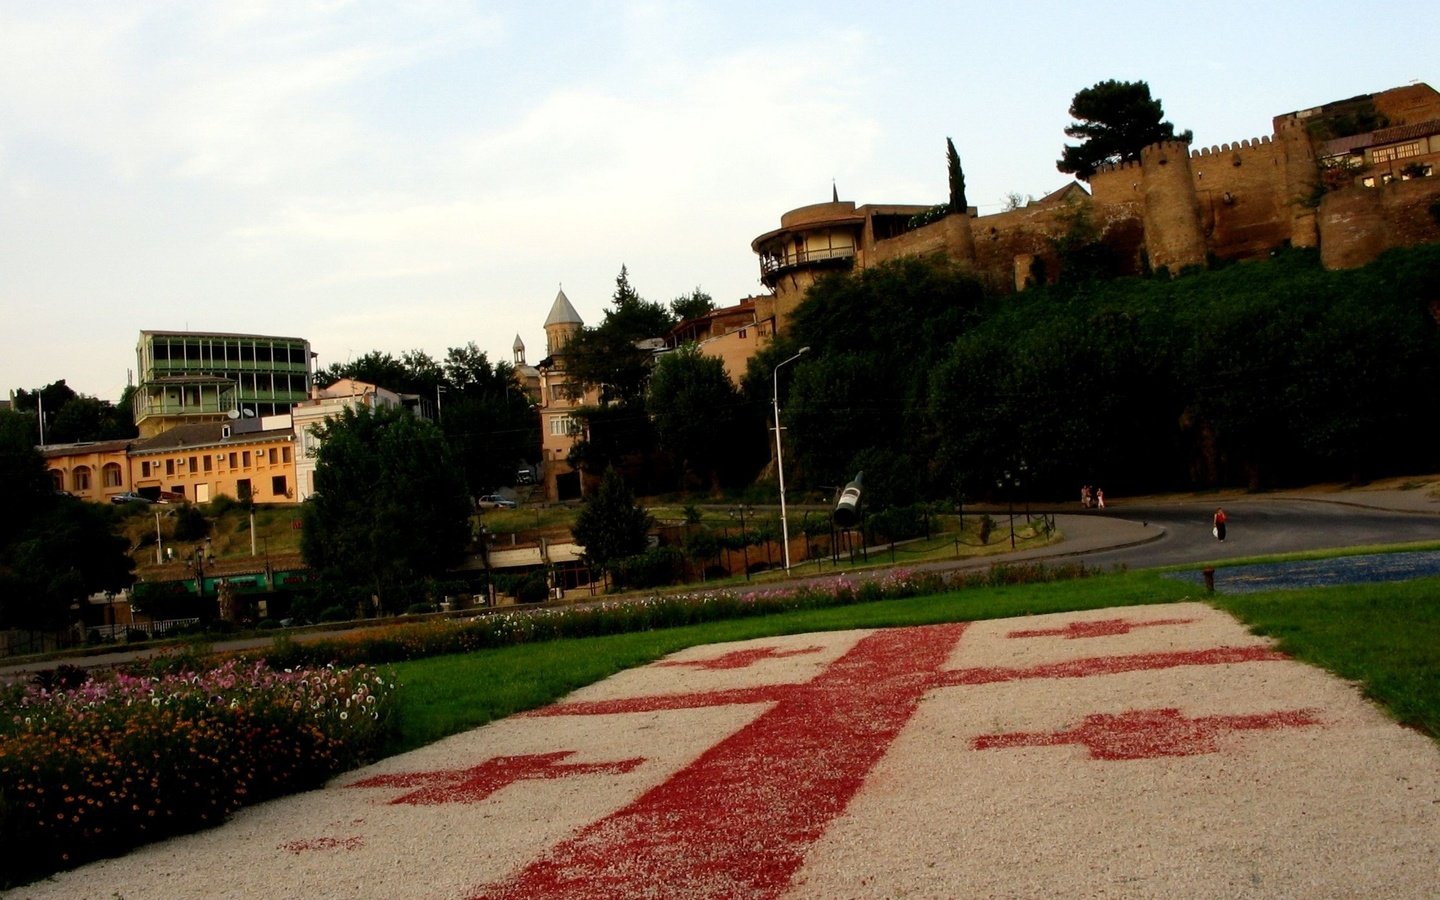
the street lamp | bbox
[728,504,753,580]
[192,538,214,598]
[773,346,811,572]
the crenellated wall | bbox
[754,82,1440,307]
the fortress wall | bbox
[1092,136,1299,263]
[868,218,954,264]
[969,198,1145,291]
[1187,137,1293,258]
[1321,177,1440,268]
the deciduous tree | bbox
[301,406,471,615]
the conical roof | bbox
[512,333,525,351]
[544,289,583,327]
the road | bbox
[6,486,1440,680]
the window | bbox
[236,479,252,501]
[203,455,212,472]
[166,459,175,476]
[272,475,288,497]
[141,460,152,478]
[242,450,251,467]
[73,466,92,491]
[268,447,277,464]
[49,469,63,490]
[550,415,576,436]
[103,463,123,487]
[229,452,237,468]
[189,456,198,473]
[282,446,291,463]
[1370,141,1424,163]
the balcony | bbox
[758,245,857,284]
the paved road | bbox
[7,486,1440,681]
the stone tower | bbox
[1140,141,1206,272]
[544,288,583,357]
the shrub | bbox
[318,605,352,623]
[0,660,396,888]
[611,546,686,590]
[514,573,549,605]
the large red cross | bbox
[1008,616,1197,639]
[973,706,1323,760]
[470,626,1297,899]
[654,644,824,670]
[348,751,644,805]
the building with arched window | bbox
[42,440,134,502]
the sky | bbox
[3,1,1437,403]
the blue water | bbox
[1167,550,1440,594]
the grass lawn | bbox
[386,569,1440,757]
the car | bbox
[477,494,518,509]
[110,492,155,504]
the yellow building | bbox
[42,439,134,502]
[127,420,298,504]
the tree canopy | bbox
[1057,79,1192,180]
[301,405,472,615]
[562,266,675,406]
[572,467,653,572]
[647,344,746,490]
[0,423,134,632]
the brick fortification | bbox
[756,82,1440,320]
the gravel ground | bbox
[10,603,1440,899]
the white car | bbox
[477,494,518,509]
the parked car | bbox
[110,492,155,504]
[477,494,518,509]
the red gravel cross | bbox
[1007,616,1197,639]
[654,644,824,670]
[469,625,1299,899]
[347,751,645,806]
[973,706,1323,760]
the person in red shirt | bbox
[1213,507,1227,542]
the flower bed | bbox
[257,562,1092,670]
[0,660,396,888]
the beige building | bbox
[290,378,403,501]
[534,289,600,501]
[664,297,774,385]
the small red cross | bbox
[973,706,1322,760]
[348,751,644,805]
[1008,617,1197,640]
[655,645,824,670]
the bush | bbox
[171,503,210,542]
[204,494,239,516]
[404,602,437,615]
[514,573,550,605]
[611,546,686,590]
[0,661,396,888]
[317,605,352,623]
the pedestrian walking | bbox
[1097,488,1105,509]
[1213,507,1227,542]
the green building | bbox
[133,331,314,437]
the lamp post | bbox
[773,346,810,572]
[192,538,214,598]
[728,504,753,581]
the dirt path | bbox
[13,602,1440,899]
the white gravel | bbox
[10,603,1440,899]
